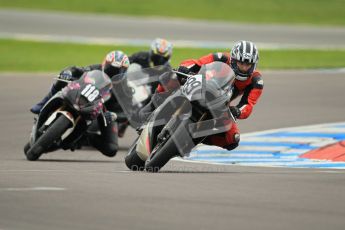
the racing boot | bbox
[118,121,129,138]
[88,111,119,157]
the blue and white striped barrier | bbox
[183,122,345,169]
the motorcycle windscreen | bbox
[111,65,176,128]
[199,62,236,111]
[80,70,113,102]
[198,61,235,92]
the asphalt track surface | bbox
[1,70,345,230]
[1,8,345,230]
[1,9,345,48]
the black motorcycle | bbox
[24,70,113,161]
[123,62,236,172]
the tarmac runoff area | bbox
[1,42,345,230]
[1,9,345,230]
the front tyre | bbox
[25,115,72,161]
[144,137,179,172]
[145,119,191,173]
[125,137,145,171]
[24,142,31,155]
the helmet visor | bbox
[151,54,169,66]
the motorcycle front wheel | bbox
[125,137,145,171]
[144,118,191,173]
[25,115,72,161]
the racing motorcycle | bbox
[24,70,113,161]
[123,62,236,172]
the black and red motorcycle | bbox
[24,70,113,161]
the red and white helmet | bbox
[102,50,130,77]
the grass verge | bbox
[0,0,345,26]
[1,39,345,72]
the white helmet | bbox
[230,40,259,80]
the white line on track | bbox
[318,171,345,174]
[0,169,69,172]
[2,32,345,50]
[0,187,66,191]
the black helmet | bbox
[230,40,259,81]
[150,38,173,66]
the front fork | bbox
[156,100,190,143]
[31,106,80,145]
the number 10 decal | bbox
[81,84,100,102]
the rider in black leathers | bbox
[30,50,130,157]
[129,38,173,93]
[114,38,174,133]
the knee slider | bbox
[234,133,240,144]
[223,133,240,151]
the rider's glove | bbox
[175,66,193,85]
[104,111,117,125]
[59,66,84,81]
[177,66,191,74]
[59,69,74,81]
[230,106,241,119]
[70,66,85,77]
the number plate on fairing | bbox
[81,84,100,102]
[181,74,204,101]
